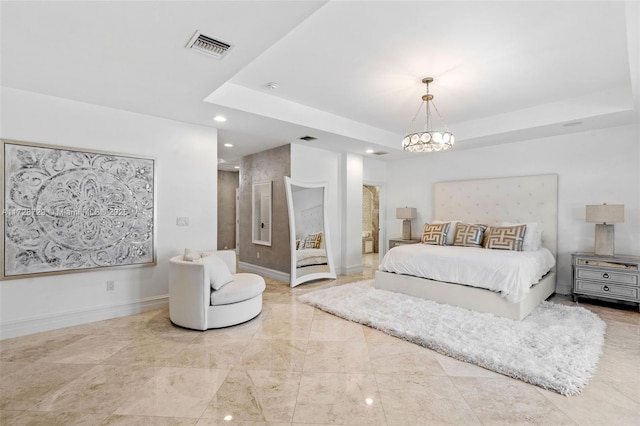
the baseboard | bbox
[239,262,289,284]
[0,295,168,340]
[339,263,363,276]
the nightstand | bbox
[571,252,640,311]
[389,238,421,250]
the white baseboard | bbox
[340,264,363,276]
[239,262,290,284]
[0,295,168,340]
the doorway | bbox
[217,170,239,251]
[362,185,380,272]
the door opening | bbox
[362,185,380,272]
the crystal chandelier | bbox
[402,77,454,152]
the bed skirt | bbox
[373,270,556,320]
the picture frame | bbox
[1,139,157,280]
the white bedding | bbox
[296,248,327,267]
[378,244,555,303]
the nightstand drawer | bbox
[575,268,638,286]
[575,280,639,300]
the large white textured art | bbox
[2,140,156,279]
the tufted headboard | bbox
[434,174,558,258]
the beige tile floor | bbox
[1,253,639,425]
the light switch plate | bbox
[176,217,189,226]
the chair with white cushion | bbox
[169,249,266,330]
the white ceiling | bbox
[2,1,638,171]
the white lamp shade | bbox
[586,204,624,224]
[396,207,416,220]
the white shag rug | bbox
[298,280,606,396]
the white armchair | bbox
[169,250,266,330]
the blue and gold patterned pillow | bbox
[453,223,487,248]
[483,225,527,251]
[421,223,450,245]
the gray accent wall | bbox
[239,144,291,274]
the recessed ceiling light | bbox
[266,82,279,90]
[224,143,233,147]
[233,166,240,169]
[213,115,227,122]
[366,149,375,154]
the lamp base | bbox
[402,219,412,240]
[594,224,615,256]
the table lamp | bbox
[585,203,624,256]
[396,207,416,240]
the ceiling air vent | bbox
[372,151,389,156]
[186,31,232,59]
[299,136,317,142]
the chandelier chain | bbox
[405,101,425,137]
[425,81,431,131]
[430,101,450,132]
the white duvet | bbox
[379,244,555,303]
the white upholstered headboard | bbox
[434,174,558,258]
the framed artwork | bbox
[1,139,156,279]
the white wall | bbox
[342,153,363,274]
[364,157,388,183]
[0,87,218,338]
[385,124,640,295]
[290,144,343,272]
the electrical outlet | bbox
[176,217,189,226]
[106,280,115,291]
[256,252,260,259]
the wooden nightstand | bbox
[571,252,640,311]
[389,238,421,250]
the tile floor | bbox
[1,253,639,425]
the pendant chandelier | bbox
[402,77,454,152]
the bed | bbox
[374,174,558,320]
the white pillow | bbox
[432,220,461,245]
[502,222,543,251]
[197,254,234,290]
[183,248,201,262]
